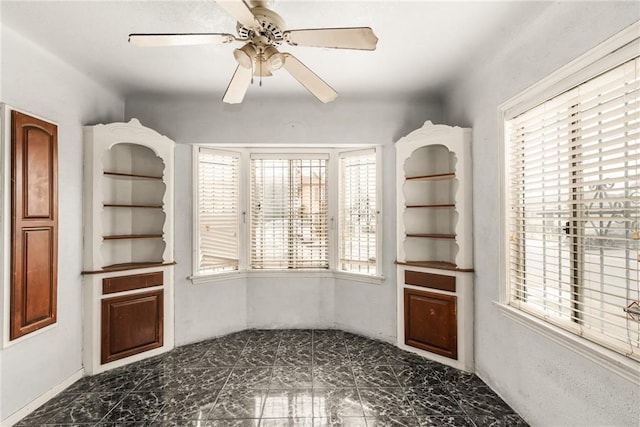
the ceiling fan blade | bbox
[282,54,337,103]
[128,33,236,47]
[284,27,378,51]
[223,64,253,104]
[216,0,261,29]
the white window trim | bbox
[496,21,640,383]
[190,145,384,285]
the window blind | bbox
[339,149,378,274]
[250,156,328,269]
[197,148,240,273]
[506,57,640,360]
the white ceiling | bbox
[2,1,551,100]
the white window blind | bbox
[250,156,328,269]
[506,57,640,360]
[197,148,240,273]
[339,149,378,274]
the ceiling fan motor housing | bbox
[236,6,285,46]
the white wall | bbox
[444,3,639,426]
[126,95,443,344]
[0,25,124,422]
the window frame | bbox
[337,148,382,276]
[191,145,384,285]
[497,22,640,383]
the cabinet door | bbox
[10,111,58,340]
[101,289,163,364]
[404,288,457,359]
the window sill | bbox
[189,269,385,286]
[494,302,640,385]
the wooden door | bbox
[10,111,58,340]
[404,288,457,359]
[101,289,164,364]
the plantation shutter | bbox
[197,148,240,273]
[250,154,328,269]
[339,149,378,274]
[506,57,640,360]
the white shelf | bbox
[395,121,474,372]
[82,119,176,375]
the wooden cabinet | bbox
[101,288,163,364]
[404,288,457,360]
[395,122,474,371]
[82,119,175,374]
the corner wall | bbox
[0,25,124,422]
[444,3,639,426]
[126,95,443,345]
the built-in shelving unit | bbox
[395,121,474,372]
[82,119,175,375]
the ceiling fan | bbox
[128,0,378,104]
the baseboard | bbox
[1,368,84,426]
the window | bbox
[339,149,378,275]
[196,148,240,274]
[193,147,382,280]
[504,52,639,360]
[250,155,328,269]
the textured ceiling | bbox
[1,1,551,100]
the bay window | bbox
[193,146,382,281]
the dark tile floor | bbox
[16,329,528,427]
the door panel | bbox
[11,110,58,339]
[404,288,457,359]
[101,289,164,364]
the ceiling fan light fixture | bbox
[233,44,257,69]
[263,46,285,70]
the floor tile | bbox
[152,388,219,422]
[365,416,423,426]
[359,388,415,417]
[154,346,208,368]
[262,389,314,418]
[15,329,526,427]
[45,392,124,424]
[100,391,168,423]
[418,415,476,426]
[206,420,260,427]
[207,388,266,419]
[276,345,313,366]
[312,388,364,418]
[347,346,389,366]
[469,413,529,426]
[261,418,314,426]
[452,385,515,416]
[384,349,431,366]
[65,367,151,393]
[156,420,259,427]
[403,387,463,416]
[392,364,442,388]
[198,349,242,368]
[237,347,278,367]
[211,333,251,352]
[136,366,230,392]
[312,416,367,426]
[313,364,356,388]
[352,365,400,388]
[439,370,487,391]
[271,366,313,389]
[225,367,273,389]
[359,388,414,418]
[96,422,147,427]
[15,392,78,425]
[313,347,350,365]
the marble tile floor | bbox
[16,329,528,427]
